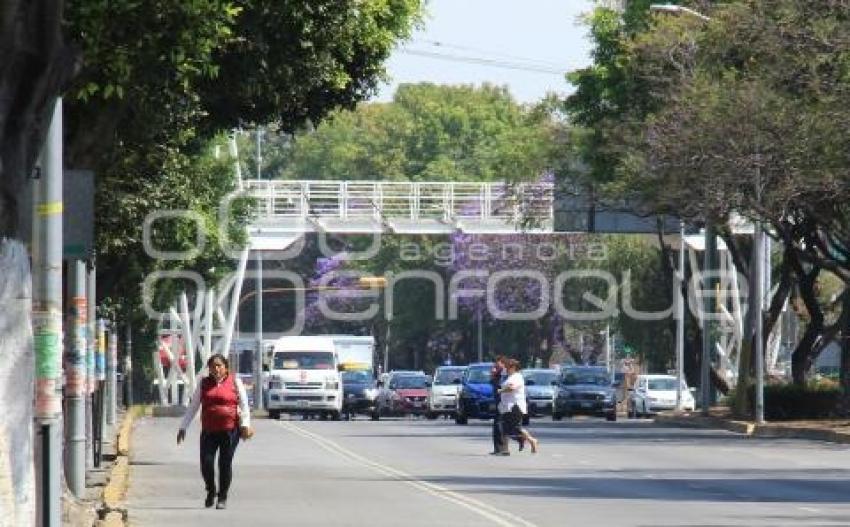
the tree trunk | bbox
[839,287,850,416]
[0,1,78,237]
[788,249,823,385]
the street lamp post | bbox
[650,2,713,415]
[649,4,711,21]
[254,252,264,410]
[676,221,686,411]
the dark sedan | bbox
[341,369,378,419]
[553,366,617,422]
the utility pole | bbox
[477,309,483,362]
[254,252,264,410]
[94,318,107,467]
[754,160,765,424]
[676,222,686,411]
[384,322,391,374]
[701,221,717,416]
[66,260,87,497]
[253,128,265,409]
[124,324,133,408]
[34,97,63,527]
[256,128,263,180]
[107,327,118,426]
[86,263,96,469]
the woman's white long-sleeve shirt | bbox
[179,375,252,431]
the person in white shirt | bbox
[497,359,539,454]
[177,354,253,509]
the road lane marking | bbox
[278,421,539,527]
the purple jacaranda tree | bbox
[449,228,596,366]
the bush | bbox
[763,382,841,420]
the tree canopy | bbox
[277,83,556,182]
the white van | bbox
[266,336,343,420]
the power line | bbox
[399,48,566,75]
[413,38,565,70]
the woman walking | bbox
[498,359,539,454]
[177,354,253,509]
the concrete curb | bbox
[96,405,148,527]
[654,412,850,444]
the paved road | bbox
[126,415,850,526]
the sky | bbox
[372,0,598,104]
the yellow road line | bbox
[277,421,538,527]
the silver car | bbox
[523,368,558,418]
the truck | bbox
[332,336,378,419]
[266,336,344,420]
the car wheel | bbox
[370,410,380,421]
[552,412,562,421]
[331,411,342,421]
[606,411,617,422]
[268,409,281,420]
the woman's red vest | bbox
[201,374,239,432]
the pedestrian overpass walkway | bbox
[241,179,553,249]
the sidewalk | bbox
[64,406,146,527]
[655,408,850,444]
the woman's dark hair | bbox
[207,353,229,371]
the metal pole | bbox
[579,332,584,363]
[477,309,483,362]
[95,318,107,466]
[384,322,391,374]
[124,324,134,408]
[256,128,262,180]
[676,222,686,411]
[107,328,118,425]
[34,97,63,527]
[701,221,717,415]
[66,260,87,497]
[754,163,765,424]
[86,263,96,469]
[605,324,611,373]
[254,251,264,410]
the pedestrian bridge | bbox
[241,179,553,249]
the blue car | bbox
[455,362,496,425]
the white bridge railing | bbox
[242,179,554,235]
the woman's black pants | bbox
[200,428,240,499]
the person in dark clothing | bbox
[489,356,507,455]
[490,356,525,455]
[177,354,253,509]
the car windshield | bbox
[647,378,679,391]
[393,376,428,389]
[465,366,491,384]
[524,371,557,386]
[434,369,465,385]
[273,351,334,370]
[562,372,610,386]
[341,370,372,383]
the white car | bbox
[426,366,467,418]
[628,374,695,417]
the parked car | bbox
[553,366,617,422]
[373,372,430,419]
[455,362,496,425]
[426,366,467,419]
[523,368,558,418]
[628,374,695,417]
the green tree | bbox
[280,83,556,182]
